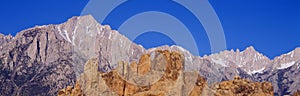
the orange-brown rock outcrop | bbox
[58,50,276,96]
[59,50,207,96]
[211,76,274,96]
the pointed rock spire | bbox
[244,46,256,52]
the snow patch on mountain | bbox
[63,29,72,43]
[247,67,265,75]
[277,61,296,69]
[212,58,227,67]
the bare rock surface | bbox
[61,50,206,96]
[59,51,275,96]
[211,76,274,96]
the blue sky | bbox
[0,0,299,59]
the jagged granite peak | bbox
[0,15,147,95]
[0,33,13,46]
[55,14,147,75]
[204,46,270,75]
[273,47,300,69]
[243,46,256,53]
[0,15,300,95]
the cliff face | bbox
[0,26,75,96]
[0,15,300,95]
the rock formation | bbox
[59,51,275,96]
[70,50,207,96]
[57,83,83,96]
[211,76,273,96]
[293,90,300,96]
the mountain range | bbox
[0,15,299,96]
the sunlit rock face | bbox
[0,15,300,95]
[59,51,274,96]
[60,50,207,96]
